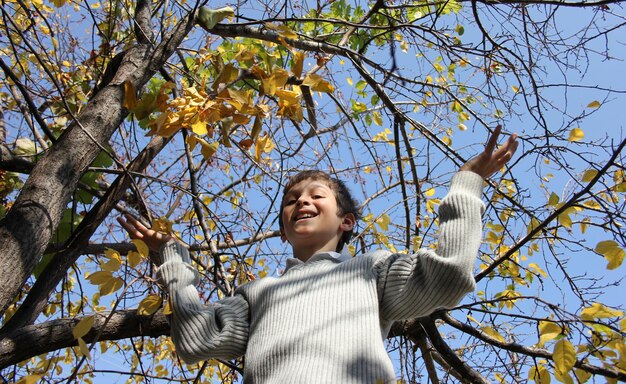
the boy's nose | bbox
[296,197,311,206]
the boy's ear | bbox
[280,228,288,243]
[340,213,356,232]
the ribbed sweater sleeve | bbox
[157,240,249,363]
[375,171,485,320]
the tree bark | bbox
[0,310,169,368]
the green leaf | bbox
[197,6,234,30]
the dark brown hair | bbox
[278,170,361,252]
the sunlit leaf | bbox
[376,213,391,231]
[553,339,576,376]
[568,128,584,142]
[587,100,601,108]
[582,169,598,183]
[538,321,562,346]
[72,315,95,339]
[191,119,208,135]
[137,295,163,316]
[16,375,43,384]
[197,6,235,30]
[481,326,506,343]
[554,369,574,384]
[77,337,92,359]
[256,134,275,162]
[152,217,173,234]
[163,298,173,315]
[99,276,124,296]
[123,80,137,111]
[548,192,560,206]
[127,251,142,268]
[573,369,592,383]
[529,364,551,384]
[14,138,37,157]
[594,240,625,269]
[87,270,113,285]
[581,302,623,321]
[102,248,122,272]
[291,51,305,77]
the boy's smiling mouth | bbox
[294,212,317,221]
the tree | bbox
[0,0,625,382]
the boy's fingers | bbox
[485,125,502,154]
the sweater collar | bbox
[284,251,350,272]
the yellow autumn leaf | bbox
[573,368,591,383]
[266,23,298,39]
[131,239,149,258]
[291,51,305,77]
[191,119,208,135]
[558,211,572,229]
[539,321,563,347]
[582,169,598,183]
[152,217,173,234]
[87,270,113,285]
[568,128,584,142]
[587,100,601,108]
[77,337,92,359]
[254,134,275,162]
[481,326,506,343]
[302,74,334,93]
[527,217,541,236]
[548,192,560,206]
[163,298,173,315]
[594,240,625,270]
[99,276,124,296]
[553,339,576,376]
[123,80,137,111]
[581,302,624,321]
[554,369,574,384]
[529,364,551,384]
[16,375,43,384]
[372,111,383,126]
[72,315,95,339]
[127,251,142,268]
[191,137,219,161]
[102,248,122,272]
[425,187,436,197]
[137,295,163,316]
[376,213,391,231]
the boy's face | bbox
[281,178,354,255]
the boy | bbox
[119,126,518,383]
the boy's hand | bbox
[460,125,519,179]
[117,214,174,258]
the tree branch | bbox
[0,310,169,369]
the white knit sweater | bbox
[157,171,485,383]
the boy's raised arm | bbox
[118,215,249,363]
[375,127,518,321]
